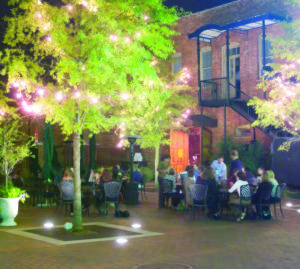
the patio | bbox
[1,191,300,269]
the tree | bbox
[0,119,33,188]
[1,0,179,230]
[249,0,300,150]
[117,66,196,185]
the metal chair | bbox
[258,183,273,219]
[103,182,122,215]
[239,184,253,218]
[189,184,208,220]
[138,177,147,200]
[57,180,74,215]
[160,179,174,208]
[270,183,286,218]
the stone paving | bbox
[1,191,300,269]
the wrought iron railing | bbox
[199,77,227,102]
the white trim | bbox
[3,222,163,246]
[200,46,212,80]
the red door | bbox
[170,130,189,173]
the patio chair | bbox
[232,184,253,220]
[103,182,122,215]
[160,179,174,208]
[138,177,147,201]
[270,183,286,218]
[258,183,273,219]
[57,180,74,215]
[189,184,208,220]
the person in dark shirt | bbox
[198,167,220,215]
[244,167,258,186]
[229,150,244,177]
[251,171,273,217]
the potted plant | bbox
[0,119,33,226]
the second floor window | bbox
[201,48,212,80]
[172,53,182,74]
[258,37,273,77]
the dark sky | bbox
[164,0,238,13]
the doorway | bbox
[222,44,241,98]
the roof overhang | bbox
[188,13,289,42]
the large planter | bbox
[124,182,139,205]
[0,197,20,226]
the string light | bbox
[0,110,5,116]
[81,1,89,7]
[135,32,141,38]
[125,37,131,43]
[37,88,45,97]
[121,93,130,100]
[16,92,22,99]
[37,0,42,5]
[74,91,81,98]
[36,12,43,19]
[90,97,99,104]
[143,15,149,21]
[66,4,73,11]
[46,35,52,42]
[81,65,86,71]
[110,35,118,42]
[55,92,63,102]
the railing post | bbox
[200,105,204,166]
[262,20,267,99]
[197,36,201,105]
[224,104,227,163]
[226,29,230,105]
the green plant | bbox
[0,182,29,203]
[139,167,154,183]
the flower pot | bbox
[0,197,20,226]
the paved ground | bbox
[1,191,300,269]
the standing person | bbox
[229,150,244,177]
[211,156,227,182]
[157,155,171,208]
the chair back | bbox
[189,184,208,202]
[60,180,74,201]
[240,184,251,205]
[260,183,273,202]
[104,182,121,199]
[275,183,286,199]
[161,179,173,194]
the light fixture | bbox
[116,237,128,245]
[44,222,54,229]
[131,223,142,229]
[286,202,293,207]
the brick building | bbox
[168,0,299,172]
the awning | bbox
[189,114,218,128]
[188,13,288,42]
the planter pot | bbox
[124,182,139,205]
[0,197,20,226]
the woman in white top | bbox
[228,171,248,221]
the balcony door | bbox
[222,43,240,99]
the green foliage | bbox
[211,137,269,175]
[0,181,29,203]
[139,166,154,182]
[0,118,34,186]
[249,7,300,147]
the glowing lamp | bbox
[90,97,99,104]
[297,209,300,213]
[55,92,63,102]
[286,203,293,207]
[125,37,131,43]
[37,88,45,97]
[66,4,73,11]
[0,110,5,116]
[43,222,54,229]
[116,237,128,245]
[16,92,22,99]
[74,91,81,98]
[116,141,124,148]
[81,1,89,7]
[110,35,118,42]
[143,15,149,21]
[131,223,141,229]
[121,93,129,100]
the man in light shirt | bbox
[211,156,227,181]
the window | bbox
[235,124,251,137]
[172,53,182,74]
[201,48,212,80]
[258,37,273,77]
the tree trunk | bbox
[154,144,160,188]
[73,129,82,231]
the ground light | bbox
[116,237,128,245]
[297,209,300,213]
[43,222,54,229]
[131,223,142,229]
[286,203,293,207]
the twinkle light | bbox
[37,0,42,5]
[36,12,43,19]
[90,97,99,104]
[135,32,141,38]
[66,4,73,11]
[91,6,98,12]
[125,37,131,43]
[131,223,142,229]
[46,35,52,42]
[150,61,157,66]
[81,0,89,7]
[167,111,171,115]
[11,81,20,88]
[43,23,50,31]
[74,91,81,98]
[116,141,124,148]
[37,88,45,97]
[16,92,22,99]
[121,93,130,100]
[32,104,42,114]
[116,237,128,245]
[43,222,54,229]
[110,35,118,42]
[20,80,27,88]
[55,92,64,102]
[182,114,188,119]
[81,65,86,71]
[186,109,191,114]
[0,110,5,116]
[155,106,159,111]
[143,15,149,21]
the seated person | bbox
[198,167,220,215]
[62,168,74,181]
[112,165,123,182]
[165,168,184,208]
[184,168,196,207]
[266,170,279,203]
[60,177,74,215]
[257,167,264,184]
[244,167,257,186]
[227,171,249,221]
[195,167,205,184]
[179,165,193,185]
[251,171,274,216]
[227,168,239,188]
[132,165,143,184]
